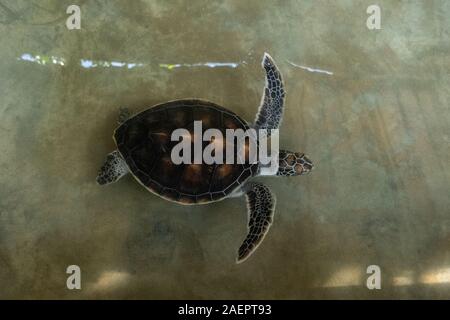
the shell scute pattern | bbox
[114,99,257,204]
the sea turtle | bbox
[97,53,313,263]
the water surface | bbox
[0,0,449,299]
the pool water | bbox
[0,0,449,299]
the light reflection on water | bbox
[18,53,334,75]
[17,53,244,70]
[18,53,65,66]
[286,60,334,76]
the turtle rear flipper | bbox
[96,150,129,185]
[237,182,276,263]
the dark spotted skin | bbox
[276,150,314,176]
[254,53,285,136]
[238,182,275,263]
[114,99,259,204]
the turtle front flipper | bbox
[96,150,129,185]
[254,53,285,134]
[237,182,276,263]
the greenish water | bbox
[0,0,449,299]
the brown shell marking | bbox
[114,99,258,205]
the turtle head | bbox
[276,150,313,176]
